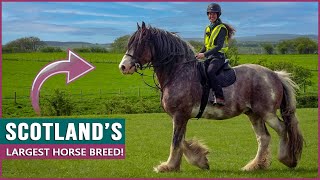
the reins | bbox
[127,27,198,92]
[134,58,197,92]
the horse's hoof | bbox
[279,156,297,168]
[153,162,180,173]
[241,159,270,171]
[201,163,210,170]
[198,157,210,170]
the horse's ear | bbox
[137,22,141,30]
[142,21,146,29]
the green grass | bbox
[238,54,318,70]
[2,108,318,178]
[238,54,318,93]
[2,53,318,117]
[2,53,318,98]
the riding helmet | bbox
[207,3,221,17]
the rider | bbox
[196,3,235,106]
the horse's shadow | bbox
[183,167,318,177]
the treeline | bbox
[2,36,109,53]
[190,38,317,55]
[252,37,317,54]
[3,37,45,53]
[2,35,318,55]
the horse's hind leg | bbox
[242,113,271,171]
[265,113,293,167]
[154,114,188,173]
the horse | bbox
[119,22,303,172]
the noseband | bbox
[125,53,142,71]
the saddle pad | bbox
[216,68,236,87]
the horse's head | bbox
[119,22,153,74]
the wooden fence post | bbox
[14,92,17,104]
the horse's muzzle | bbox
[119,61,136,74]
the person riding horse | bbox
[195,3,235,106]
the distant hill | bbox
[185,34,318,42]
[236,34,318,42]
[39,34,317,50]
[43,41,110,50]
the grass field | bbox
[1,53,318,178]
[2,108,318,178]
[1,53,318,117]
[2,53,318,98]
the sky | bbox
[2,1,318,44]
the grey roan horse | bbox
[119,22,303,172]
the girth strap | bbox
[195,84,210,119]
[195,62,210,119]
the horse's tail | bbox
[275,71,304,167]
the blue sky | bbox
[2,2,318,44]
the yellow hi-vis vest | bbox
[204,24,229,53]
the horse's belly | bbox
[191,105,244,120]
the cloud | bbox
[43,9,131,18]
[117,2,172,11]
[2,2,317,44]
[3,20,128,37]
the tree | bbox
[3,36,45,53]
[277,40,294,54]
[188,40,203,52]
[276,37,317,54]
[110,35,131,53]
[262,43,274,54]
[226,39,240,66]
[292,37,317,54]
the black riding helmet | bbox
[207,3,221,17]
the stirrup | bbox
[215,98,225,106]
[210,96,225,106]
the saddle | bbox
[195,59,236,118]
[198,59,236,87]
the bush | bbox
[72,47,108,53]
[39,46,63,52]
[297,94,318,108]
[73,47,91,53]
[90,47,108,53]
[103,96,163,114]
[42,89,74,116]
[254,59,313,88]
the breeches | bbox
[206,58,225,98]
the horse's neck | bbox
[154,60,198,88]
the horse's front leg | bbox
[154,114,188,173]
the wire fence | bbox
[2,86,318,105]
[3,87,161,104]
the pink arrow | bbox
[31,49,95,115]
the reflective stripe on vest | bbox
[204,24,229,53]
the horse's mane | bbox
[128,25,196,74]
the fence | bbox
[3,87,161,104]
[3,86,318,106]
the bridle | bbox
[124,49,159,90]
[125,35,197,91]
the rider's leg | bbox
[207,58,225,105]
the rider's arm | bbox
[199,46,206,53]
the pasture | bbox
[2,109,318,178]
[2,53,318,117]
[1,53,318,178]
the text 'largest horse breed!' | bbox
[119,22,303,173]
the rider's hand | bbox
[195,53,205,59]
